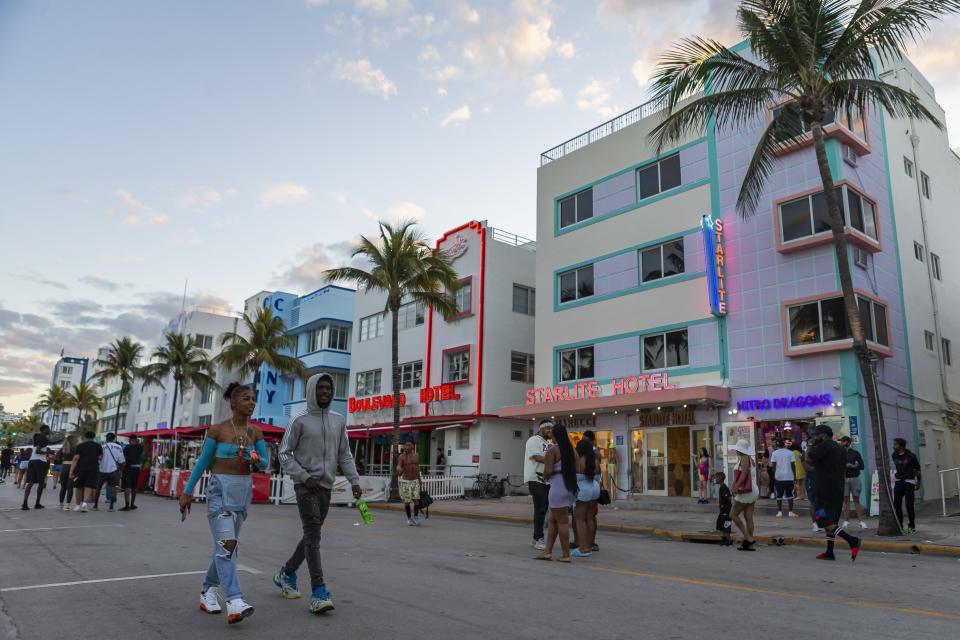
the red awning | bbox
[346,415,482,439]
[117,420,285,443]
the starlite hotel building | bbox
[501,52,960,504]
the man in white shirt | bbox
[524,420,552,550]
[770,440,798,518]
[94,432,125,512]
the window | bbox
[904,157,914,177]
[61,366,73,375]
[559,188,594,228]
[787,297,848,347]
[199,385,214,404]
[638,154,681,200]
[943,338,953,366]
[559,346,594,382]
[323,371,348,398]
[194,334,214,349]
[558,265,594,303]
[924,331,935,352]
[444,349,470,383]
[457,427,470,449]
[327,325,350,350]
[914,242,924,262]
[397,301,426,330]
[843,144,858,166]
[454,279,473,316]
[399,361,423,390]
[59,380,71,389]
[510,352,535,383]
[921,172,931,199]
[643,330,689,370]
[512,284,536,316]
[358,313,385,342]
[355,369,382,396]
[854,247,869,269]
[856,296,889,346]
[198,415,212,427]
[640,239,685,283]
[931,253,942,281]
[778,185,876,243]
[137,400,142,413]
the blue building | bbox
[243,286,355,426]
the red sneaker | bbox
[816,553,836,561]
[849,537,861,562]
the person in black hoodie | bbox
[891,438,921,534]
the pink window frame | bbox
[772,180,882,254]
[452,276,474,319]
[780,289,894,358]
[765,100,871,157]
[441,344,472,385]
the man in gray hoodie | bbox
[275,373,362,615]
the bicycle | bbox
[469,473,500,498]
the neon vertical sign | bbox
[701,214,727,316]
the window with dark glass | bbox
[856,296,889,347]
[559,346,593,382]
[638,154,682,200]
[400,361,423,390]
[943,338,952,366]
[512,284,535,315]
[355,369,382,396]
[510,352,535,383]
[821,298,848,342]
[397,301,425,331]
[779,186,876,243]
[643,330,689,369]
[921,172,931,199]
[454,280,472,315]
[558,265,594,303]
[640,239,685,283]
[444,349,470,383]
[931,253,942,281]
[559,188,594,228]
[788,301,823,346]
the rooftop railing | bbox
[489,226,536,251]
[540,95,666,166]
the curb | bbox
[367,503,960,557]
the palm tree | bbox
[140,332,218,429]
[325,220,460,496]
[649,0,960,535]
[90,337,144,434]
[11,413,43,435]
[66,382,105,430]
[215,307,305,404]
[35,385,68,430]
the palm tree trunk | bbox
[811,122,899,536]
[390,306,401,501]
[250,361,260,407]
[115,383,126,434]
[169,378,180,430]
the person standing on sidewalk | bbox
[839,437,868,530]
[22,425,52,510]
[94,433,125,511]
[770,440,798,518]
[71,431,102,512]
[435,447,446,476]
[728,439,758,551]
[396,441,422,525]
[275,373,361,615]
[0,444,13,483]
[806,424,861,561]
[119,435,144,511]
[891,438,921,534]
[536,423,579,563]
[524,420,552,551]
[58,434,78,510]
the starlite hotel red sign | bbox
[525,371,676,405]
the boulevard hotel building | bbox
[500,51,960,504]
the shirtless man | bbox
[396,442,422,526]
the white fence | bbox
[365,474,466,500]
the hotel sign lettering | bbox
[348,393,407,413]
[637,409,695,427]
[525,371,675,406]
[701,214,728,316]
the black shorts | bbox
[774,480,795,499]
[122,466,140,489]
[99,471,119,487]
[814,499,843,528]
[716,510,732,534]
[25,460,49,484]
[73,469,100,490]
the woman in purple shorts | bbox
[536,424,580,563]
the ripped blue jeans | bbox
[202,474,252,600]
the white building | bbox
[346,221,537,481]
[48,355,90,431]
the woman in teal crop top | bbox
[179,382,268,625]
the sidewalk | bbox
[370,497,960,557]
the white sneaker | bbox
[858,521,868,530]
[72,504,83,512]
[841,520,850,528]
[812,522,823,532]
[200,588,222,614]
[413,516,421,526]
[62,505,71,512]
[407,517,415,526]
[533,538,546,550]
[226,598,254,624]
[775,511,783,518]
[788,512,798,518]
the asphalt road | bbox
[1,483,958,640]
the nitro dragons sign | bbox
[701,214,727,316]
[736,393,833,412]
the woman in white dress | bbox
[728,439,759,551]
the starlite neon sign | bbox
[701,214,727,316]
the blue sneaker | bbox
[309,586,334,614]
[273,567,301,599]
[570,548,592,558]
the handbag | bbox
[734,466,753,494]
[418,489,434,518]
[598,488,611,506]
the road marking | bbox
[0,524,124,534]
[583,565,960,622]
[0,566,261,593]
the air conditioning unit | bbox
[854,247,869,268]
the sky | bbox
[2,0,960,415]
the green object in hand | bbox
[355,497,373,525]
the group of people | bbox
[2,426,144,513]
[524,420,603,562]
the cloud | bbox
[452,2,480,24]
[437,87,448,97]
[272,240,361,291]
[386,201,426,219]
[79,274,127,292]
[526,72,563,107]
[577,78,620,118]
[439,104,471,127]
[15,272,68,290]
[258,182,310,207]
[175,187,227,209]
[418,45,462,82]
[113,189,169,225]
[328,191,348,205]
[461,0,573,74]
[331,58,398,100]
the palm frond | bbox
[828,77,943,128]
[736,103,810,216]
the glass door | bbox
[643,428,667,496]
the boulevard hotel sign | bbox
[348,383,461,414]
[525,371,675,405]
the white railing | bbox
[939,466,960,516]
[366,474,465,500]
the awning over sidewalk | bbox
[117,420,285,443]
[498,385,731,420]
[346,414,485,439]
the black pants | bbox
[285,484,332,590]
[59,464,73,504]
[528,481,548,541]
[894,481,916,528]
